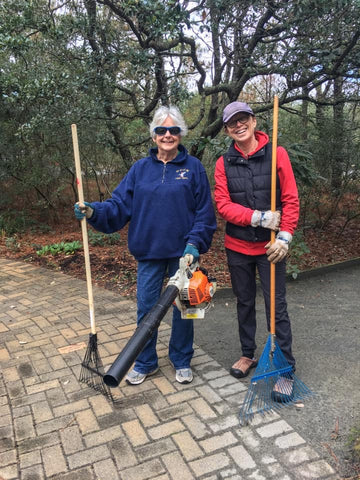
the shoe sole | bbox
[176,376,193,384]
[271,391,294,403]
[125,367,159,385]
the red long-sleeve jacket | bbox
[214,131,299,255]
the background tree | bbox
[1,0,360,231]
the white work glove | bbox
[265,231,293,264]
[74,201,94,220]
[251,210,281,231]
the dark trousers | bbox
[226,248,295,367]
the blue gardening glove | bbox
[182,244,199,265]
[74,201,94,220]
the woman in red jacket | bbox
[214,101,299,401]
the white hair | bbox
[149,105,188,138]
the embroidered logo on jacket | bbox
[175,168,189,180]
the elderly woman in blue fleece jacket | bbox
[74,105,216,386]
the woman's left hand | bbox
[265,238,288,263]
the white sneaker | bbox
[175,368,193,384]
[125,367,159,385]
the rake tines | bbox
[239,336,314,425]
[79,333,115,401]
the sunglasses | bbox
[154,126,181,136]
[226,114,251,128]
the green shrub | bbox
[88,229,121,246]
[0,211,51,235]
[36,241,82,256]
[5,236,20,252]
[287,230,310,279]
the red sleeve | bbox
[277,146,299,235]
[214,156,253,226]
[214,148,299,234]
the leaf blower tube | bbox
[103,285,179,388]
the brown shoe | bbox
[230,356,258,379]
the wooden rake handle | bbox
[71,124,96,335]
[270,96,279,337]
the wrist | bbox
[251,210,261,227]
[276,231,292,244]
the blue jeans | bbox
[134,258,194,373]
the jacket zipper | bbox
[162,163,167,183]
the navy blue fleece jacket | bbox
[87,145,217,261]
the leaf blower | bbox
[103,255,216,388]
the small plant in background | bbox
[5,236,20,252]
[347,425,360,464]
[36,241,82,256]
[88,229,121,246]
[287,230,310,279]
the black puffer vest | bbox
[223,141,282,242]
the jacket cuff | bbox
[276,231,293,244]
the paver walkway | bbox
[0,259,340,480]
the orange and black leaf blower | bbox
[103,255,216,388]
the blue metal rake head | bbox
[239,335,314,425]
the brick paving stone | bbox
[51,466,94,480]
[134,404,160,427]
[182,414,211,438]
[294,460,336,478]
[228,444,256,470]
[32,400,54,423]
[275,432,306,449]
[60,425,85,454]
[236,427,261,449]
[0,414,11,428]
[166,389,198,405]
[0,449,17,467]
[93,458,120,480]
[172,431,204,460]
[122,419,150,446]
[120,458,165,480]
[200,431,238,453]
[152,376,177,395]
[68,445,110,470]
[0,463,19,479]
[280,445,320,465]
[189,452,231,477]
[162,451,195,480]
[148,419,185,440]
[157,402,193,422]
[209,414,239,433]
[111,437,138,470]
[196,384,223,403]
[53,399,89,417]
[19,449,42,469]
[3,367,20,383]
[256,420,293,438]
[42,444,67,477]
[88,393,113,416]
[16,432,60,455]
[135,438,176,461]
[20,463,45,480]
[189,397,217,420]
[14,415,36,441]
[36,414,74,436]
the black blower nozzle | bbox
[103,285,179,388]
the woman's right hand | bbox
[74,201,94,220]
[251,210,280,230]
